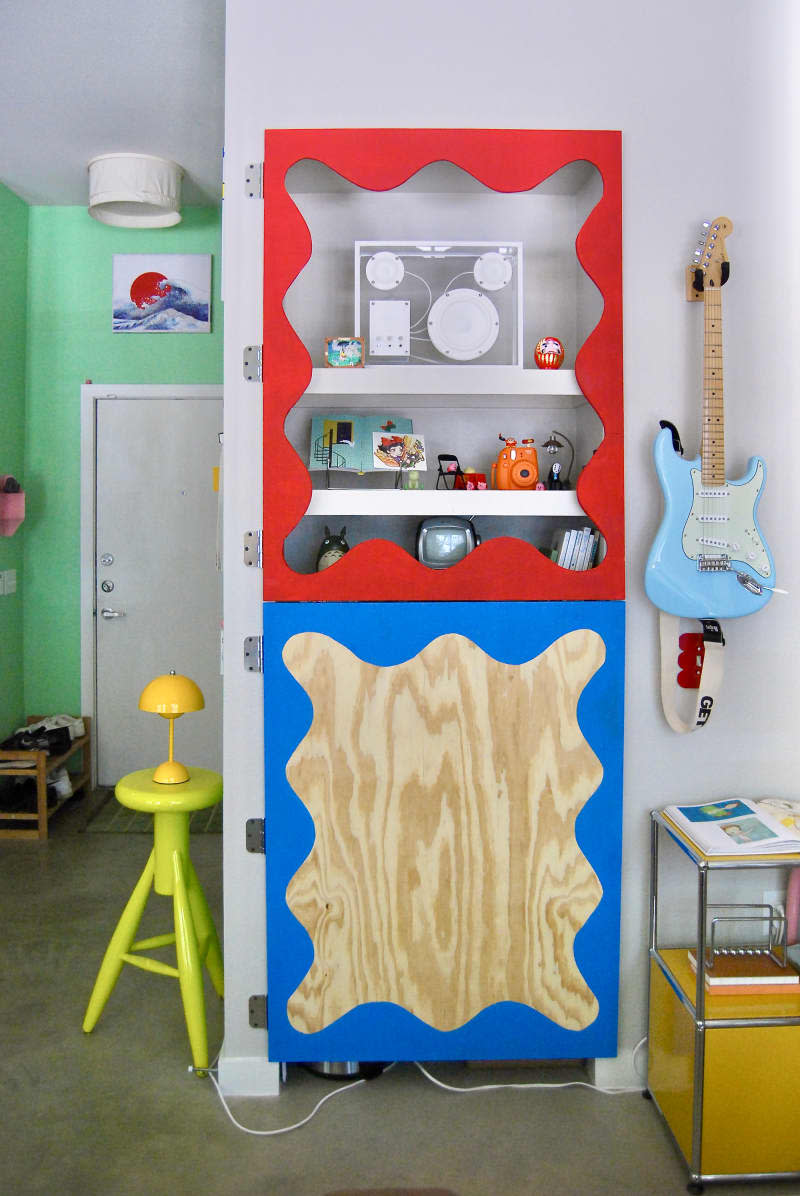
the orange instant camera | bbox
[491,435,539,490]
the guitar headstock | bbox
[686,216,732,301]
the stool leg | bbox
[172,849,208,1071]
[83,851,156,1033]
[184,855,224,998]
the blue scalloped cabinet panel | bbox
[263,601,624,1062]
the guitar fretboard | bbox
[702,284,725,486]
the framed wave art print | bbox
[112,253,211,333]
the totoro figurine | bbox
[316,526,349,571]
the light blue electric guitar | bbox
[645,218,775,618]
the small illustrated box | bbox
[454,473,487,491]
[324,336,365,367]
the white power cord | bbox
[206,1067,367,1137]
[632,1034,648,1083]
[414,1045,646,1097]
[202,1041,648,1136]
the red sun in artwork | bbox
[130,272,171,309]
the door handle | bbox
[100,607,126,619]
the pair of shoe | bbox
[26,714,85,741]
[47,767,73,801]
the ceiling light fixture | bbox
[88,153,184,228]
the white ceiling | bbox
[0,0,225,207]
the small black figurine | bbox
[547,460,564,490]
[316,526,349,571]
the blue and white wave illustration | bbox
[113,280,210,333]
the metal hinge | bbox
[245,817,265,854]
[244,635,263,673]
[243,345,262,382]
[243,530,262,568]
[249,995,268,1029]
[245,162,263,199]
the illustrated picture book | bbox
[662,798,800,856]
[308,414,413,474]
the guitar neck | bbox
[702,284,725,486]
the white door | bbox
[95,396,223,786]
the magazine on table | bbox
[662,798,800,855]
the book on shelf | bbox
[661,798,800,855]
[548,526,602,570]
[687,948,800,995]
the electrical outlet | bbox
[4,569,16,595]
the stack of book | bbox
[549,525,604,570]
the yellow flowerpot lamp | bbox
[138,671,204,784]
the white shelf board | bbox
[306,488,585,518]
[299,366,584,407]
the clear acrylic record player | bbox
[354,241,523,366]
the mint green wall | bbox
[24,206,223,716]
[0,184,29,738]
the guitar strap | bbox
[658,613,725,733]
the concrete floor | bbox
[3,794,800,1196]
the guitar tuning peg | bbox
[702,221,711,229]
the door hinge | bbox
[243,345,262,382]
[243,530,262,568]
[245,817,265,854]
[244,635,263,673]
[245,162,263,199]
[249,994,268,1029]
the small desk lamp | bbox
[139,671,204,784]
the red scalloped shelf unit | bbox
[262,128,623,602]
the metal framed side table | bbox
[647,809,800,1192]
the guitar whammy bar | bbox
[645,218,779,732]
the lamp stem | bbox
[551,429,575,486]
[168,717,175,763]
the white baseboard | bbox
[217,1049,282,1097]
[591,1052,644,1091]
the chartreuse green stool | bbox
[82,767,224,1071]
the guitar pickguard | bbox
[682,464,770,578]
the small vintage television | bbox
[416,517,481,569]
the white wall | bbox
[220,0,799,1094]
